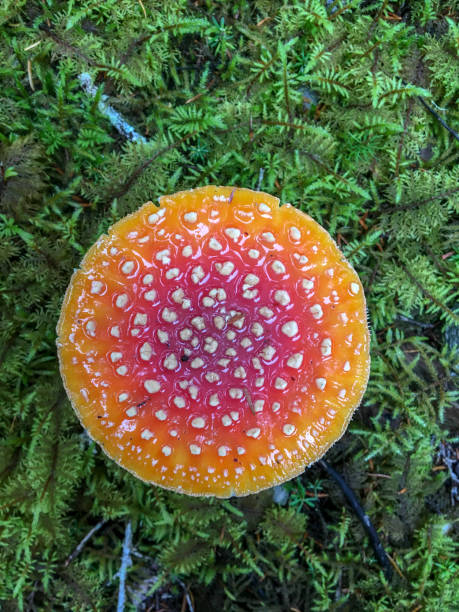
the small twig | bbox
[116,521,133,612]
[256,16,272,27]
[437,442,459,506]
[137,0,147,18]
[395,315,435,329]
[79,72,146,143]
[24,40,42,51]
[242,386,255,415]
[369,0,389,35]
[326,0,340,15]
[417,97,459,143]
[260,120,310,130]
[177,579,194,612]
[185,79,217,105]
[319,459,393,580]
[27,59,35,91]
[64,520,107,567]
[256,168,265,191]
[227,312,245,326]
[385,552,406,580]
[329,2,355,20]
[185,92,205,105]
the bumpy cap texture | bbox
[57,186,370,497]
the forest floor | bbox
[0,1,458,610]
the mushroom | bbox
[57,186,370,497]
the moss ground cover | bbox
[0,1,458,609]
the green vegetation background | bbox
[0,0,458,610]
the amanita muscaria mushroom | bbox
[57,186,370,497]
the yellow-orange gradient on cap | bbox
[57,186,370,497]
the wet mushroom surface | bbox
[57,186,370,497]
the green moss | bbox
[1,0,458,609]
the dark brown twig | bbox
[329,2,355,20]
[177,579,195,612]
[395,315,435,329]
[437,442,459,506]
[64,520,107,567]
[319,459,393,580]
[417,97,459,143]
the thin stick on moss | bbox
[417,97,459,143]
[79,73,146,143]
[256,167,265,190]
[116,520,133,612]
[177,579,195,612]
[64,520,107,567]
[319,459,393,580]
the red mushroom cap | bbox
[57,186,370,497]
